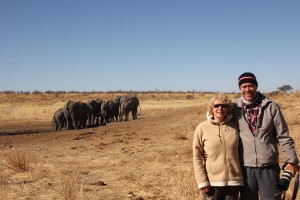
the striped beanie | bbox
[238,72,258,88]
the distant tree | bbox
[1,90,15,94]
[31,90,43,94]
[277,85,293,93]
[45,90,55,94]
[56,90,66,94]
[17,91,30,95]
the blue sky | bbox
[0,0,299,93]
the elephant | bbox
[116,95,140,120]
[87,99,106,126]
[127,95,140,120]
[120,100,136,121]
[101,99,120,123]
[63,100,93,130]
[51,108,66,131]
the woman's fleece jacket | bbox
[193,113,243,189]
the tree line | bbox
[0,84,295,95]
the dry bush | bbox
[5,152,30,172]
[57,167,84,200]
[0,160,54,199]
[186,94,194,100]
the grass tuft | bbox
[6,152,30,172]
[57,167,83,200]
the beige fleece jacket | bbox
[193,113,243,189]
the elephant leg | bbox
[105,113,110,123]
[70,120,75,129]
[133,107,137,119]
[119,110,123,121]
[72,116,79,129]
[99,114,104,125]
[57,121,61,131]
[64,112,72,130]
[87,116,91,128]
[66,118,71,129]
[125,111,129,121]
[65,119,70,130]
[81,116,87,129]
[89,115,94,127]
[95,114,100,126]
[102,116,107,125]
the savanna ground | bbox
[0,92,300,200]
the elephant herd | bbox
[51,95,141,131]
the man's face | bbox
[240,83,257,102]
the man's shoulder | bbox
[259,93,279,107]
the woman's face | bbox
[212,99,229,122]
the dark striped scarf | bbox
[242,95,261,134]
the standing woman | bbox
[193,94,243,200]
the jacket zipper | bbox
[219,124,228,181]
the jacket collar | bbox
[237,92,269,108]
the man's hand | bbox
[284,163,299,177]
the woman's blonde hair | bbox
[207,93,233,115]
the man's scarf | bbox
[242,95,261,134]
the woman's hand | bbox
[201,186,210,193]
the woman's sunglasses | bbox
[213,104,229,109]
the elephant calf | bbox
[51,108,66,131]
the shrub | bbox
[186,94,194,100]
[6,152,30,172]
[57,168,83,200]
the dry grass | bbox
[57,167,83,200]
[0,92,300,199]
[5,152,30,172]
[0,165,8,200]
[168,170,202,199]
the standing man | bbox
[233,72,299,200]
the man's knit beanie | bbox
[238,72,258,88]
